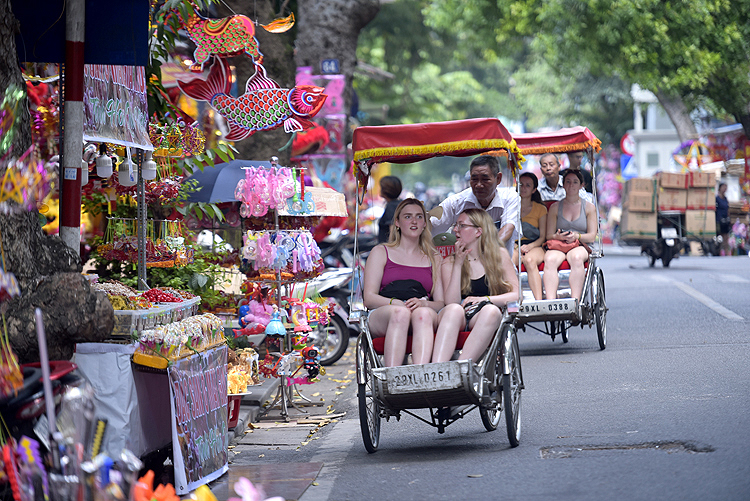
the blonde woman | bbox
[363,198,445,367]
[432,209,519,363]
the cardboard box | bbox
[625,178,656,194]
[623,190,656,212]
[658,188,688,211]
[690,171,714,188]
[657,172,689,189]
[620,210,657,240]
[686,187,715,210]
[685,210,716,236]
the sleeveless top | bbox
[380,247,433,295]
[556,200,588,233]
[462,275,490,299]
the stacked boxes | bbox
[621,178,657,240]
[656,172,688,211]
[684,171,716,236]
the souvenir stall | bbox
[231,162,346,420]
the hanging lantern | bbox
[96,155,113,178]
[118,159,137,187]
[141,151,157,181]
[80,159,89,186]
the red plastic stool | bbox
[227,395,242,429]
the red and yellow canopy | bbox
[512,126,601,155]
[353,118,522,167]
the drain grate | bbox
[540,441,714,459]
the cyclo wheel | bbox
[356,336,380,453]
[594,268,607,350]
[479,343,503,432]
[502,324,522,447]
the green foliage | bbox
[355,0,522,125]
[423,0,750,132]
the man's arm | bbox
[430,196,458,234]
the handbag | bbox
[380,279,429,301]
[464,299,493,323]
[521,221,540,242]
[545,239,591,253]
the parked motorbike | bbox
[317,230,378,269]
[301,267,359,366]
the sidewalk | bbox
[213,341,357,500]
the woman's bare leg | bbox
[432,304,464,363]
[566,247,590,300]
[368,306,411,367]
[523,247,546,300]
[543,250,566,299]
[458,305,503,362]
[410,307,437,364]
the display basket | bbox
[110,297,201,340]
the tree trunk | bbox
[215,0,297,164]
[295,0,380,140]
[1,2,113,363]
[654,89,698,143]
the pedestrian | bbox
[430,155,520,255]
[378,175,402,244]
[716,182,731,256]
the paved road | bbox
[234,252,750,501]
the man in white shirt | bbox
[430,155,520,255]
[538,153,593,203]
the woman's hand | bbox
[461,296,486,307]
[555,229,577,243]
[453,240,470,263]
[403,296,428,311]
[520,243,531,255]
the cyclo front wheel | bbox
[503,324,522,447]
[594,268,607,350]
[479,342,503,432]
[357,336,380,453]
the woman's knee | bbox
[412,306,436,324]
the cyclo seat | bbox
[371,331,472,356]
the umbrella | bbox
[186,160,273,203]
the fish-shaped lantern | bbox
[177,58,327,141]
[184,11,263,72]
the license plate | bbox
[385,362,462,394]
[519,298,576,315]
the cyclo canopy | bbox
[352,118,524,188]
[512,126,601,156]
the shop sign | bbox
[168,345,229,494]
[83,64,153,150]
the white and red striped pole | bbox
[59,0,85,256]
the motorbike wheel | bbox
[661,248,673,268]
[310,314,349,366]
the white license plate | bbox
[386,362,462,394]
[519,298,576,315]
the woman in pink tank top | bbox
[363,199,445,367]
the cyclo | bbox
[350,118,524,452]
[512,127,608,349]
